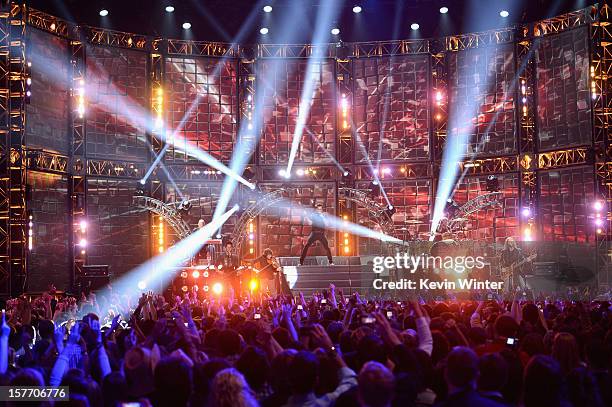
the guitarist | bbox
[500,237,531,292]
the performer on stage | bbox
[196,219,215,264]
[299,203,334,266]
[500,237,528,292]
[216,241,241,295]
[253,248,290,295]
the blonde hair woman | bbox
[209,368,259,407]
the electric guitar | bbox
[501,253,536,280]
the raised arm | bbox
[0,310,10,374]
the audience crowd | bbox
[0,283,610,407]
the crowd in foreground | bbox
[0,284,610,407]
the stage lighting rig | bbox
[444,199,460,218]
[177,199,192,215]
[369,180,381,198]
[486,175,500,193]
[384,205,396,220]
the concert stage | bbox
[0,1,604,301]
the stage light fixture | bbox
[411,23,419,30]
[500,10,509,18]
[352,5,362,13]
[99,9,109,17]
[486,175,500,192]
[212,282,223,295]
[296,169,305,176]
[180,271,188,279]
[263,5,272,12]
[331,28,340,35]
[594,201,603,211]
[192,270,200,279]
[165,5,174,13]
[445,199,460,218]
[522,207,531,218]
[137,280,146,290]
[79,238,87,247]
[440,6,449,14]
[249,279,258,291]
[343,171,350,177]
[595,218,604,227]
[369,180,381,197]
[260,27,269,35]
[182,22,191,30]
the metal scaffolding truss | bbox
[132,196,191,239]
[27,7,70,38]
[87,159,147,179]
[352,39,430,57]
[88,26,147,50]
[231,189,286,251]
[537,147,589,169]
[533,7,593,37]
[26,150,69,174]
[459,156,519,175]
[446,28,514,51]
[167,39,238,57]
[338,188,394,233]
[448,192,503,231]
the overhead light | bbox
[182,22,191,30]
[411,23,419,30]
[331,27,340,35]
[352,5,362,13]
[263,5,272,13]
[440,6,448,14]
[500,10,509,18]
[260,27,269,35]
[165,5,175,13]
[99,9,109,17]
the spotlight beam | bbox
[285,0,342,176]
[91,205,239,317]
[256,191,403,244]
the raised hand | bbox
[1,310,9,338]
[91,319,102,344]
[54,325,65,352]
[68,322,81,345]
[310,324,334,349]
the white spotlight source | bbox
[296,169,305,176]
[165,6,175,13]
[263,5,272,13]
[99,9,109,17]
[500,10,509,18]
[260,27,269,35]
[352,5,362,13]
[440,6,449,14]
[182,22,191,30]
[343,171,349,176]
[410,23,419,30]
[279,169,286,177]
[137,280,147,290]
[331,28,340,35]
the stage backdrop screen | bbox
[353,54,431,162]
[536,26,591,151]
[259,59,336,165]
[85,45,149,161]
[448,43,517,157]
[27,172,71,291]
[165,57,238,164]
[86,178,149,277]
[26,28,70,154]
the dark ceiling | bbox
[27,0,597,44]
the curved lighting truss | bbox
[132,196,191,239]
[447,192,503,231]
[230,187,396,255]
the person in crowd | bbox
[0,284,608,407]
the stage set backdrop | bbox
[0,2,609,296]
